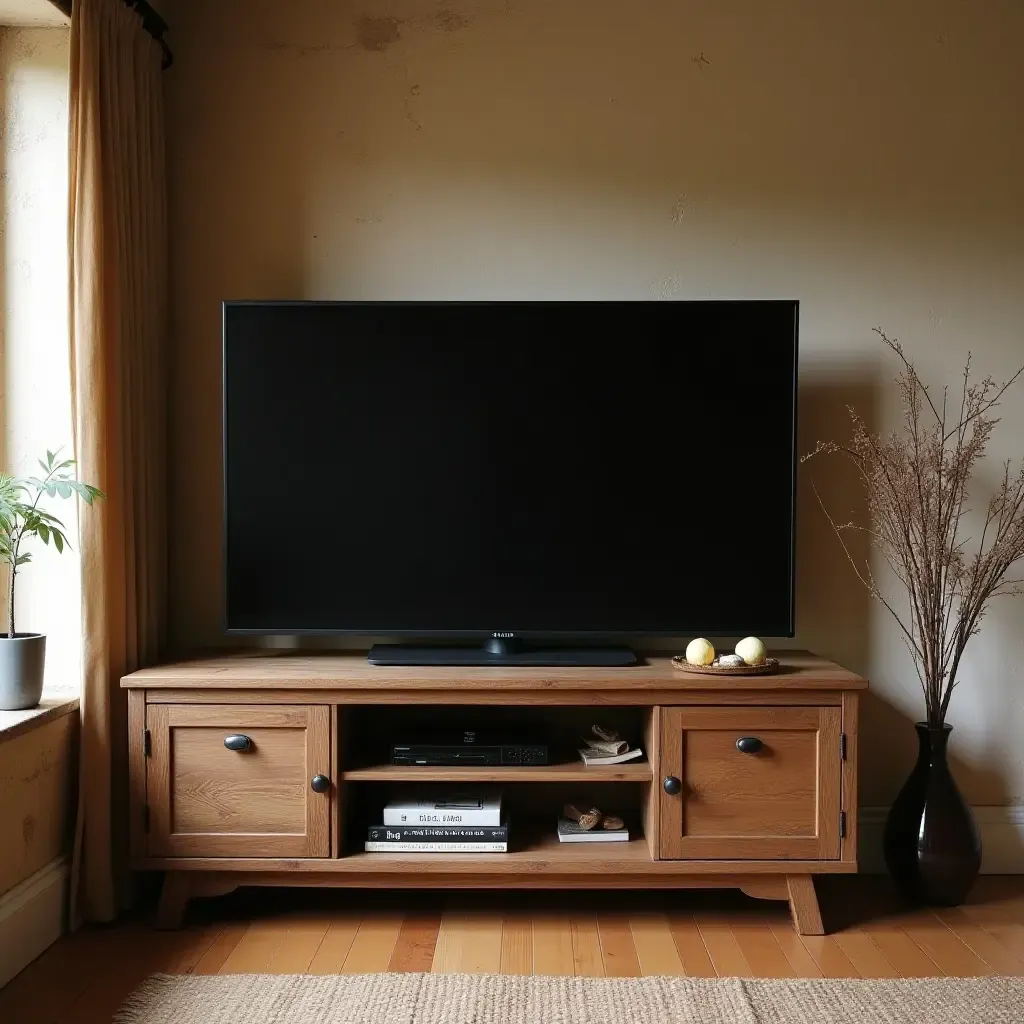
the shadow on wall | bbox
[865,688,1014,809]
[795,368,876,680]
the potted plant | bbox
[0,450,103,711]
[806,330,1024,905]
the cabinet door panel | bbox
[147,704,331,858]
[659,706,841,860]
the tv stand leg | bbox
[156,871,190,930]
[787,875,824,935]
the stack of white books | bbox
[365,791,507,852]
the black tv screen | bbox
[224,300,798,638]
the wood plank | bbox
[131,853,859,876]
[533,915,575,976]
[330,704,340,857]
[855,920,943,978]
[816,708,843,860]
[642,708,661,859]
[389,913,442,972]
[840,692,858,865]
[960,900,1024,961]
[343,762,653,782]
[766,916,824,977]
[727,916,795,977]
[0,711,77,895]
[127,689,147,861]
[658,708,683,859]
[596,914,641,977]
[630,912,685,976]
[192,923,249,974]
[166,705,312,728]
[217,918,291,973]
[0,696,78,745]
[570,917,605,977]
[165,923,231,975]
[431,912,503,974]
[144,688,844,707]
[124,650,868,691]
[900,914,992,977]
[932,907,1024,975]
[694,915,750,977]
[157,922,229,975]
[307,915,361,974]
[500,912,533,975]
[342,915,403,973]
[831,930,899,978]
[796,934,860,978]
[667,913,717,977]
[306,706,332,857]
[265,915,333,973]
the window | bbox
[0,23,77,695]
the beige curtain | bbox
[68,0,168,924]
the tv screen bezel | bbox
[221,299,800,640]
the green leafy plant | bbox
[0,450,104,639]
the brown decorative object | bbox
[671,656,781,677]
[602,815,625,831]
[806,329,1024,906]
[563,804,602,830]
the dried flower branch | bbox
[804,328,1024,727]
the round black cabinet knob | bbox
[224,734,252,752]
[736,736,764,754]
[310,774,331,794]
[663,776,682,795]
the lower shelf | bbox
[137,836,858,876]
[347,831,653,871]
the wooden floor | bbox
[4,877,1024,1023]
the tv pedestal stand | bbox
[368,636,637,666]
[122,650,865,935]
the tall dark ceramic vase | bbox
[883,723,981,905]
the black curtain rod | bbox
[48,0,173,69]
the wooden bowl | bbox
[670,656,781,677]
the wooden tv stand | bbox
[121,651,865,935]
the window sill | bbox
[0,696,79,745]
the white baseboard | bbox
[0,857,69,988]
[859,806,1024,874]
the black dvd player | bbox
[392,730,548,767]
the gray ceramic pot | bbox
[0,633,46,710]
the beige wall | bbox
[165,0,1024,806]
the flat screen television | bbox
[223,300,799,665]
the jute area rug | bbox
[116,972,1024,1024]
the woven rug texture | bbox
[115,972,1024,1024]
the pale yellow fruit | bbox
[685,638,715,666]
[735,636,767,666]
